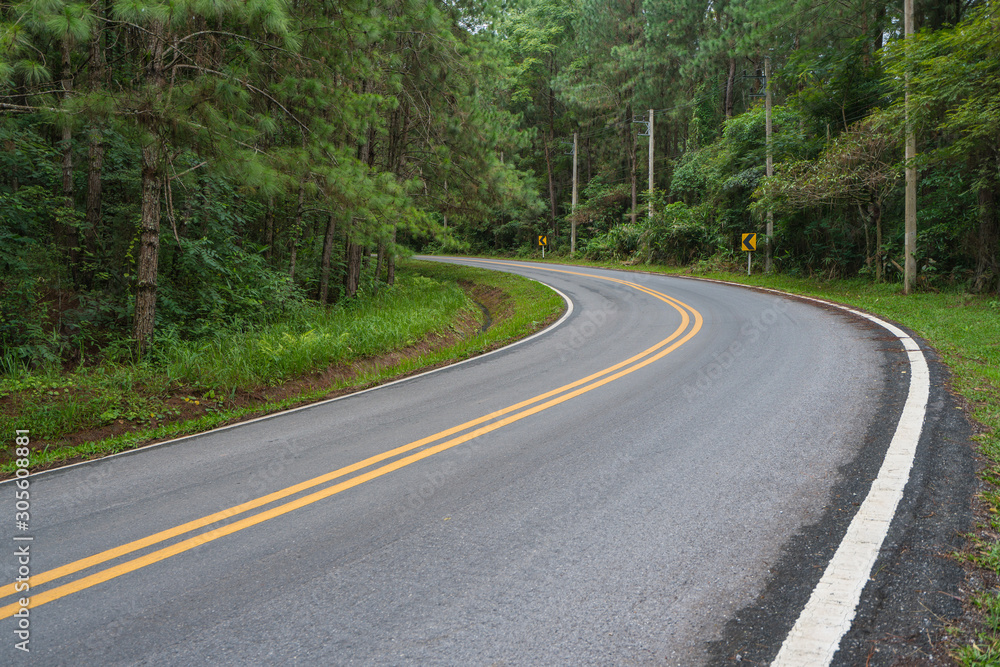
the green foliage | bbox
[672,105,818,254]
[158,272,473,391]
[881,4,1000,290]
[956,640,1000,667]
[0,0,547,366]
[583,221,639,261]
[669,147,717,205]
[153,176,302,339]
[640,202,723,264]
[572,177,630,234]
[781,35,888,134]
[0,261,564,470]
[583,201,722,264]
[0,122,63,361]
[915,164,979,281]
[159,241,302,339]
[884,5,1000,158]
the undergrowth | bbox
[0,261,563,472]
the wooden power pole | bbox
[904,0,917,294]
[765,57,774,273]
[571,131,579,255]
[648,108,655,218]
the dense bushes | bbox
[584,202,723,264]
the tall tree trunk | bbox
[385,89,406,291]
[873,202,884,283]
[133,19,166,352]
[61,36,73,210]
[344,225,363,298]
[861,205,872,273]
[135,143,162,352]
[84,3,106,286]
[348,107,373,294]
[621,106,631,185]
[623,105,637,224]
[288,182,305,281]
[60,36,79,282]
[263,195,274,263]
[84,129,104,278]
[386,227,396,287]
[319,210,337,304]
[544,142,557,237]
[375,242,384,292]
[725,57,736,119]
[547,81,558,240]
[974,187,999,292]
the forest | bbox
[1,0,998,365]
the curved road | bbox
[0,259,974,665]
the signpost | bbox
[539,235,547,258]
[742,233,757,275]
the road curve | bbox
[0,259,973,665]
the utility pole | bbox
[443,178,448,232]
[571,131,579,255]
[765,57,774,273]
[632,114,650,225]
[648,109,655,218]
[904,0,917,294]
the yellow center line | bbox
[0,287,684,600]
[0,269,684,601]
[0,269,702,618]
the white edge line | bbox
[772,301,929,666]
[419,263,927,663]
[4,270,573,484]
[667,275,929,666]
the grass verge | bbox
[0,260,564,475]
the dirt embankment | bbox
[1,281,512,475]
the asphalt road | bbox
[0,259,975,665]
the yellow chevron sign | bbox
[742,233,757,252]
[538,235,547,246]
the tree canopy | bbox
[1,0,998,364]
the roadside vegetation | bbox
[0,260,563,474]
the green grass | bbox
[0,260,564,473]
[159,272,474,391]
[956,640,1000,667]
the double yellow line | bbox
[0,266,702,618]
